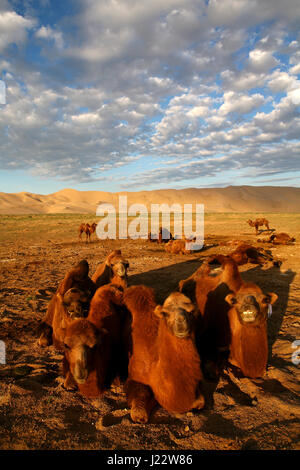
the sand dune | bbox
[0,186,299,214]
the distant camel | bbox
[247,218,270,234]
[266,232,296,245]
[78,222,97,242]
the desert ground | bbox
[0,212,299,450]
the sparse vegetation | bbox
[0,213,299,450]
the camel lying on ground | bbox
[92,250,129,289]
[198,255,278,378]
[259,232,296,245]
[165,237,198,255]
[38,260,96,347]
[123,285,205,423]
[180,254,278,378]
[63,284,127,396]
[229,243,282,267]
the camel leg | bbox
[64,371,78,391]
[192,383,205,410]
[37,323,53,347]
[125,379,157,423]
[62,356,78,391]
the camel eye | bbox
[64,343,70,350]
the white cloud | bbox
[187,105,209,118]
[290,63,300,74]
[221,70,267,91]
[0,9,35,52]
[248,49,279,72]
[208,0,300,27]
[288,87,300,105]
[267,70,299,93]
[35,26,64,49]
[219,91,265,115]
[0,0,299,188]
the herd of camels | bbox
[34,215,296,423]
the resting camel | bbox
[62,284,126,396]
[40,288,90,350]
[267,232,295,245]
[78,222,97,242]
[165,237,197,255]
[182,254,278,378]
[247,218,270,234]
[229,243,282,267]
[92,250,129,289]
[123,285,205,423]
[38,260,96,347]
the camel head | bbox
[59,287,90,319]
[63,319,106,385]
[225,284,278,325]
[154,292,197,339]
[106,250,129,281]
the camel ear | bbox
[154,305,164,318]
[225,293,237,306]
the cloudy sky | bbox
[0,0,300,194]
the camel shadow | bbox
[126,256,296,415]
[128,257,204,303]
[257,228,276,234]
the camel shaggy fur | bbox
[39,287,90,350]
[184,254,278,378]
[62,284,127,396]
[92,250,129,289]
[123,285,204,423]
[38,260,96,347]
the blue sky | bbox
[0,0,300,194]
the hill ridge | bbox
[0,186,299,214]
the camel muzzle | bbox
[173,311,190,338]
